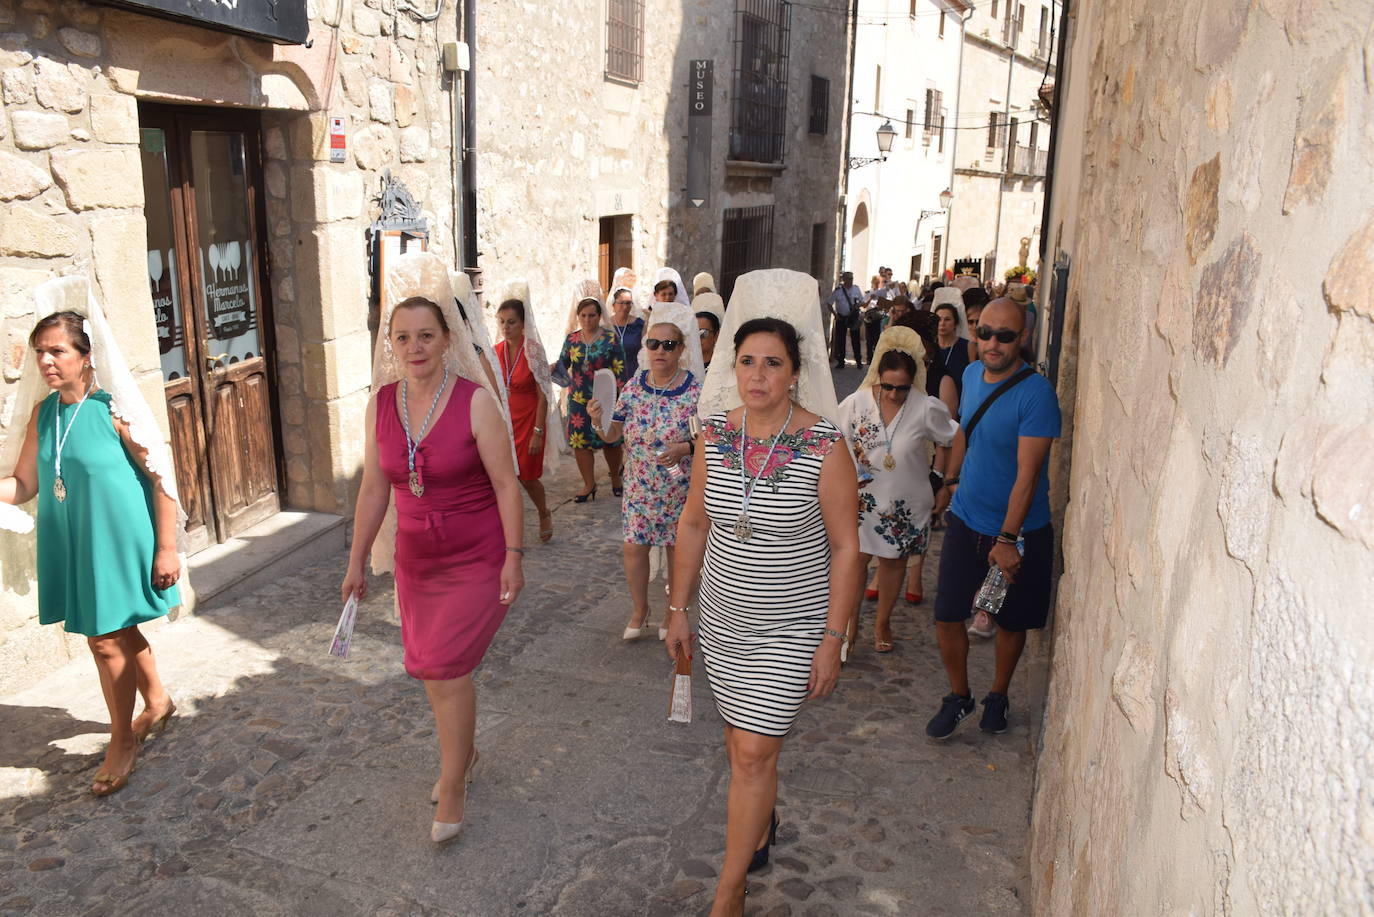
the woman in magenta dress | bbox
[342,252,524,846]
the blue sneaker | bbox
[925,693,975,740]
[980,692,1009,734]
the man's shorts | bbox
[933,512,1053,632]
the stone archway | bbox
[850,201,870,280]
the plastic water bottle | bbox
[974,567,1009,615]
[658,449,685,479]
[975,539,1024,615]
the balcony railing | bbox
[1010,144,1047,176]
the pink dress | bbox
[377,378,507,680]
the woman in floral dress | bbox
[555,282,626,501]
[837,327,957,653]
[589,305,703,641]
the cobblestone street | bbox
[0,367,1046,917]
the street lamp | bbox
[920,188,953,220]
[848,120,899,169]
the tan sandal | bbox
[133,701,176,743]
[538,512,553,543]
[91,748,138,797]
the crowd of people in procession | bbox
[0,250,1059,917]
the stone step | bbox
[188,510,346,611]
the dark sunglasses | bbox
[644,338,681,352]
[878,383,912,393]
[975,325,1020,343]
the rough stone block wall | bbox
[1030,0,1374,912]
[476,0,848,346]
[0,0,456,692]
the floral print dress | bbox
[611,370,701,545]
[837,387,958,558]
[557,329,626,450]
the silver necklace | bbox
[734,403,793,542]
[642,368,682,395]
[52,377,96,503]
[501,339,524,391]
[400,366,449,497]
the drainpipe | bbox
[1041,0,1071,373]
[836,0,859,276]
[943,3,972,279]
[450,51,464,270]
[461,0,478,274]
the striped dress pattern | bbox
[696,412,843,737]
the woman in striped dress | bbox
[666,271,860,917]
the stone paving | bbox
[0,365,1046,917]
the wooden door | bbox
[138,106,280,546]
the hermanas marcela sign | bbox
[95,0,308,44]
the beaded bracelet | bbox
[667,603,690,615]
[506,547,526,555]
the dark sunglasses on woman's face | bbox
[644,338,681,352]
[878,383,912,393]
[975,325,1021,343]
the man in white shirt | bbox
[825,271,864,368]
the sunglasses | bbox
[878,383,912,393]
[644,338,681,352]
[698,328,715,338]
[975,326,1021,344]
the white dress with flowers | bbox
[696,412,843,737]
[837,387,957,558]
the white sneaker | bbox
[968,610,996,638]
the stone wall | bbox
[0,0,457,692]
[475,0,849,347]
[1030,0,1374,912]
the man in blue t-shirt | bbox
[924,297,1062,740]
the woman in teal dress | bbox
[1,306,181,797]
[554,281,626,501]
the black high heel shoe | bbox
[611,480,624,498]
[574,485,598,503]
[747,809,779,873]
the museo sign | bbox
[95,0,309,45]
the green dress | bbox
[35,390,179,636]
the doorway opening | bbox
[598,215,634,294]
[138,104,281,551]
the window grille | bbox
[937,113,946,152]
[605,0,644,84]
[987,112,999,149]
[729,0,791,164]
[923,88,942,146]
[720,205,775,300]
[808,75,829,135]
[809,221,827,280]
[1005,117,1019,170]
[905,108,915,140]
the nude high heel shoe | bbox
[431,784,466,845]
[431,747,480,804]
